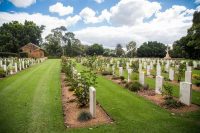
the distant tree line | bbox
[0,11,199,59]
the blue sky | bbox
[0,0,199,48]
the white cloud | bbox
[49,2,73,16]
[0,12,81,38]
[79,7,110,23]
[195,0,200,4]
[197,5,200,11]
[94,0,104,4]
[79,0,161,25]
[75,5,194,48]
[109,0,161,26]
[9,0,36,8]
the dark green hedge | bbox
[19,52,28,58]
[0,52,18,57]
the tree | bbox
[137,41,166,57]
[86,43,104,56]
[126,41,137,58]
[0,21,44,53]
[115,44,124,57]
[172,11,200,59]
[44,26,84,57]
[44,33,62,57]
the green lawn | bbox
[0,59,199,133]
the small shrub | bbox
[101,71,112,76]
[164,77,170,81]
[0,68,6,78]
[125,82,133,88]
[143,84,149,90]
[128,81,142,92]
[120,76,125,81]
[19,52,28,58]
[68,87,75,91]
[112,75,120,80]
[164,97,183,108]
[194,80,200,87]
[188,60,193,66]
[192,74,200,80]
[121,80,127,84]
[77,111,92,122]
[163,84,173,99]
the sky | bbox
[0,0,200,48]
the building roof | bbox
[21,43,45,51]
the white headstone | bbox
[180,82,192,106]
[0,60,2,67]
[119,67,123,76]
[150,62,153,70]
[3,65,7,71]
[117,61,120,67]
[126,62,129,70]
[146,65,151,76]
[169,68,174,81]
[139,71,145,85]
[185,71,192,83]
[128,68,132,82]
[187,66,192,71]
[89,87,96,118]
[155,76,163,94]
[106,64,109,70]
[193,61,197,68]
[14,63,17,73]
[19,63,21,71]
[22,61,24,69]
[156,63,161,76]
[10,69,13,75]
[112,65,115,75]
[139,63,142,72]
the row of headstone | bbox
[0,57,47,76]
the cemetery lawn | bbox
[120,70,200,105]
[0,59,199,133]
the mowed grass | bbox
[0,59,65,133]
[0,59,199,133]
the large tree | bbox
[137,41,166,57]
[126,41,137,58]
[86,43,104,56]
[115,44,124,57]
[0,20,44,53]
[43,26,83,57]
[172,11,200,59]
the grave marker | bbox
[155,76,163,94]
[89,87,96,118]
[180,82,192,106]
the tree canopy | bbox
[126,41,137,58]
[171,11,200,59]
[0,20,44,53]
[86,43,104,56]
[137,41,166,58]
[115,44,124,57]
[43,26,84,57]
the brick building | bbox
[21,43,45,58]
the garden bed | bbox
[104,75,200,113]
[61,73,113,128]
[137,90,200,113]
